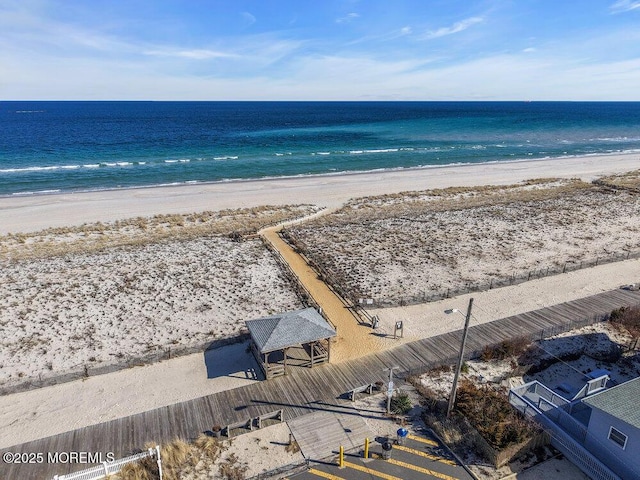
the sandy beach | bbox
[1,153,639,235]
[2,157,639,393]
[1,154,639,466]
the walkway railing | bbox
[509,386,620,480]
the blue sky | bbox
[1,0,640,100]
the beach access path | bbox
[2,287,640,480]
[261,223,390,362]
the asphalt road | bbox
[293,432,474,480]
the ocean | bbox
[1,101,639,196]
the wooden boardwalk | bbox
[2,288,640,480]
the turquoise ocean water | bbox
[1,101,639,196]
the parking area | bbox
[293,432,473,480]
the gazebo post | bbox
[264,352,269,379]
[310,341,315,368]
[327,337,331,362]
[283,347,288,375]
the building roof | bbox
[582,376,640,429]
[245,308,336,354]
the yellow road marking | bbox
[343,461,402,480]
[407,434,439,447]
[308,468,346,480]
[386,458,459,480]
[394,444,457,466]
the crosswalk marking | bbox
[386,458,460,480]
[394,444,457,466]
[308,468,345,480]
[343,460,403,480]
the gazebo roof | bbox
[245,308,336,354]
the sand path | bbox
[261,224,384,362]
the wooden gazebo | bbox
[245,308,336,379]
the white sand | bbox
[1,153,639,235]
[0,237,302,389]
[289,179,640,307]
[369,258,640,344]
[0,341,262,449]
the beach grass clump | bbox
[193,433,223,460]
[596,169,640,191]
[115,435,250,480]
[115,461,156,480]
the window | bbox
[608,426,627,449]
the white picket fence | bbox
[52,446,161,480]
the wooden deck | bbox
[288,404,373,461]
[2,288,640,480]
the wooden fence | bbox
[260,235,337,332]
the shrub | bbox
[455,380,534,449]
[390,392,413,415]
[610,306,640,337]
[481,336,531,362]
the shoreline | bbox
[0,152,639,234]
[3,150,638,199]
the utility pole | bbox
[383,366,399,414]
[447,297,473,418]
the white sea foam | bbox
[11,189,60,195]
[363,148,399,153]
[213,156,239,160]
[594,136,640,142]
[1,165,64,173]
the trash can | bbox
[381,441,393,460]
[396,427,408,445]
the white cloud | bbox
[400,26,412,35]
[143,48,238,60]
[241,11,256,26]
[3,48,640,100]
[610,0,640,13]
[421,17,483,40]
[336,13,359,24]
[523,47,536,53]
